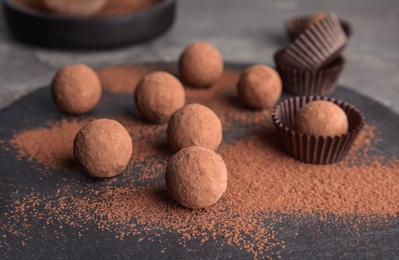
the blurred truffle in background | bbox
[12,0,164,17]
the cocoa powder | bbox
[97,65,150,93]
[3,66,399,258]
[9,119,89,170]
[97,66,268,127]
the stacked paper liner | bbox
[272,96,365,164]
[279,13,348,70]
[274,48,345,96]
[284,15,352,42]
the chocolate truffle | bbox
[167,104,222,151]
[43,0,107,17]
[165,146,228,209]
[51,64,102,115]
[178,42,223,88]
[306,12,327,28]
[237,65,282,110]
[296,100,349,138]
[74,118,133,178]
[134,71,185,124]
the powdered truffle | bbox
[178,42,223,88]
[296,100,349,138]
[237,65,282,110]
[51,64,102,115]
[165,146,228,209]
[306,12,327,28]
[74,118,133,178]
[43,0,107,17]
[134,71,185,123]
[167,104,222,151]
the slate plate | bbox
[1,63,398,259]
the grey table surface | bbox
[0,0,398,113]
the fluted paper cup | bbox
[285,15,352,42]
[274,48,345,96]
[271,96,365,164]
[280,13,348,70]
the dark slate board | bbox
[1,63,398,260]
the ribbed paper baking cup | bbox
[271,96,365,164]
[280,13,348,70]
[274,48,345,96]
[285,15,352,42]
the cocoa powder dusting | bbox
[97,65,270,127]
[9,119,89,170]
[3,66,399,258]
[97,65,150,93]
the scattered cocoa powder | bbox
[9,119,90,170]
[220,129,398,216]
[97,65,268,127]
[2,66,399,258]
[97,65,150,94]
[8,115,166,179]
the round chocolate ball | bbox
[306,12,327,28]
[43,0,107,17]
[165,146,228,209]
[51,64,102,115]
[74,118,133,178]
[296,100,349,138]
[178,42,223,88]
[167,104,222,151]
[237,65,282,110]
[134,71,185,124]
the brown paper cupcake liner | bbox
[274,48,345,96]
[271,96,365,164]
[285,15,352,42]
[280,13,348,70]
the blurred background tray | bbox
[3,0,176,48]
